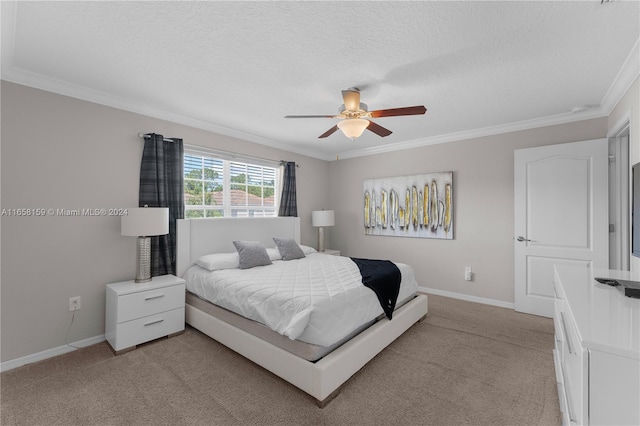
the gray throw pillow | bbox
[273,237,306,261]
[233,241,272,269]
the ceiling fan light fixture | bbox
[337,118,370,140]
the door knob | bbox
[516,236,531,242]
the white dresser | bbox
[105,274,185,354]
[553,265,640,426]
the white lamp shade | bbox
[337,119,370,139]
[312,210,335,227]
[121,207,169,236]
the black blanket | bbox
[350,258,402,320]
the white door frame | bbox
[609,134,631,271]
[608,117,631,271]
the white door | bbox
[514,139,609,317]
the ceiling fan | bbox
[284,88,427,140]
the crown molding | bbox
[336,108,608,160]
[600,37,640,114]
[1,63,613,163]
[1,66,334,161]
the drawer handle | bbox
[560,312,574,355]
[144,294,165,301]
[144,319,164,327]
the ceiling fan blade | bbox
[342,89,361,111]
[319,125,339,138]
[284,115,336,118]
[366,120,393,137]
[369,105,427,118]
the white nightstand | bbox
[105,274,185,354]
[319,249,340,256]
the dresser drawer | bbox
[112,307,184,351]
[558,306,587,425]
[116,283,185,323]
[554,303,565,360]
[556,380,571,426]
[553,345,563,384]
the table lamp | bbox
[121,206,169,283]
[312,210,335,252]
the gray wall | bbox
[0,81,330,362]
[327,119,607,304]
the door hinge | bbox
[609,155,616,163]
[609,224,615,233]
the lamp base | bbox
[318,227,326,252]
[135,236,152,283]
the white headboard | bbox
[176,217,301,277]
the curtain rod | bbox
[138,132,176,142]
[138,133,299,167]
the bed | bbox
[176,217,428,406]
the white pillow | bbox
[195,252,239,271]
[196,248,283,271]
[267,247,282,261]
[299,245,317,255]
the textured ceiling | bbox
[2,1,639,160]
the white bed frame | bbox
[177,217,428,406]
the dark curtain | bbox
[139,133,184,276]
[278,161,297,217]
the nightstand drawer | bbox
[116,284,185,323]
[112,307,184,351]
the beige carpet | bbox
[1,295,561,426]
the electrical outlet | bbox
[464,266,473,281]
[69,296,81,311]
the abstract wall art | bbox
[363,171,453,239]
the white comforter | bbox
[183,253,418,347]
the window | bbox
[184,151,278,218]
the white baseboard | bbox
[0,334,106,373]
[419,286,515,310]
[1,289,513,373]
